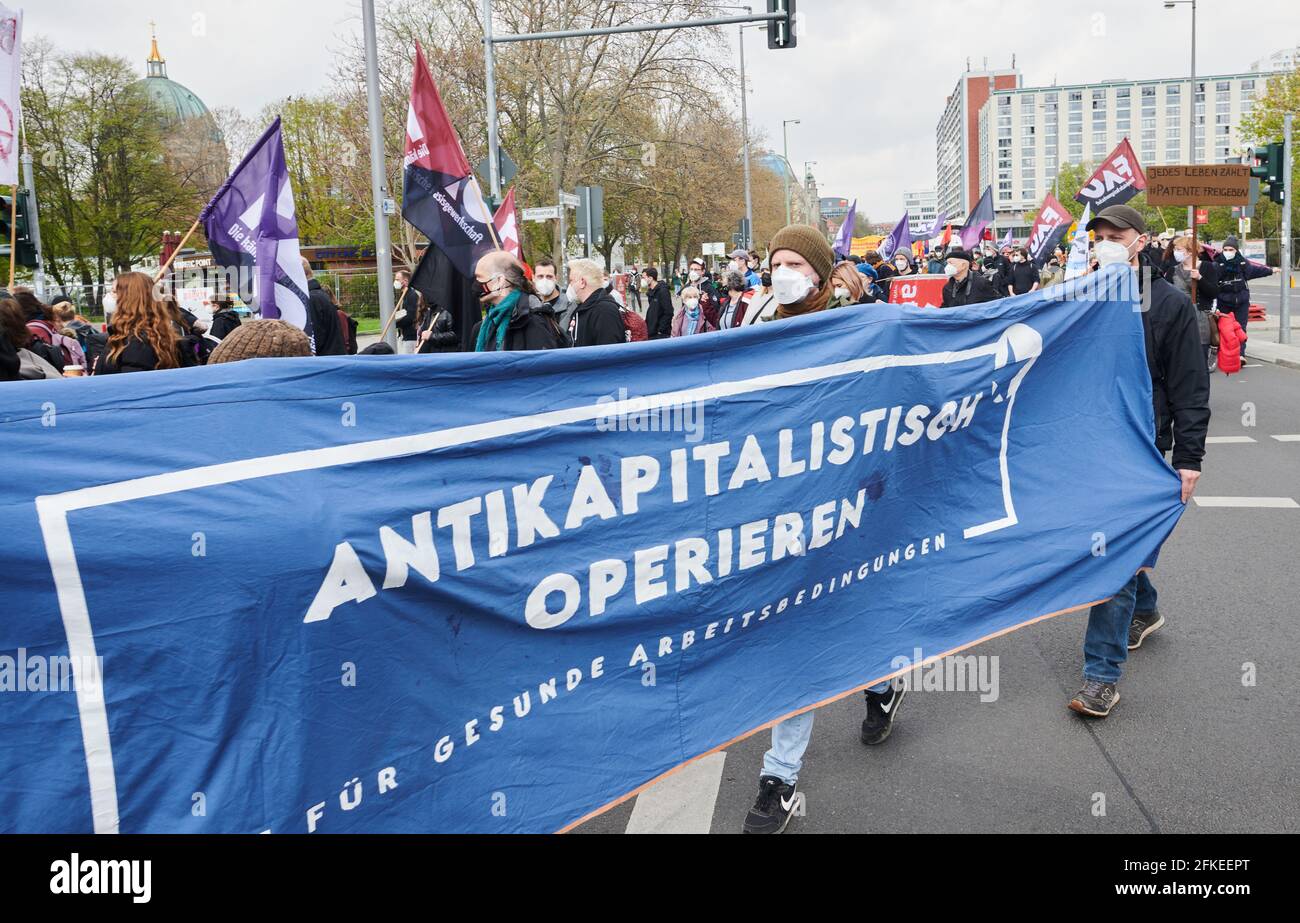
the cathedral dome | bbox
[133,30,220,141]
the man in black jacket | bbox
[1069,204,1210,720]
[394,270,421,353]
[567,258,626,347]
[300,258,346,356]
[940,249,1000,306]
[643,267,674,339]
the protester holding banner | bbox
[469,251,564,352]
[1163,236,1220,368]
[1008,248,1040,297]
[717,271,753,329]
[1070,204,1209,718]
[1214,237,1275,359]
[829,260,875,307]
[940,249,999,308]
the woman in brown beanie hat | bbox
[765,224,836,320]
[208,320,313,365]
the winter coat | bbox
[209,309,242,341]
[0,332,19,381]
[672,309,718,336]
[941,271,1001,307]
[93,334,196,375]
[645,283,675,339]
[470,295,565,352]
[1213,254,1272,312]
[1139,274,1211,471]
[18,348,63,380]
[396,287,421,341]
[417,304,459,354]
[307,279,347,356]
[570,289,626,348]
[1216,314,1246,375]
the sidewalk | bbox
[1241,277,1300,370]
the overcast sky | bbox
[28,0,1300,222]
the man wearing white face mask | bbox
[1066,204,1210,720]
[394,270,421,354]
[940,248,1000,307]
[533,259,574,339]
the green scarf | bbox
[475,289,521,352]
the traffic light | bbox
[1251,142,1287,206]
[767,0,796,50]
[0,192,38,269]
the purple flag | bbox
[833,199,857,257]
[200,118,312,338]
[924,212,948,240]
[959,186,994,251]
[882,211,912,260]
[1000,229,1014,248]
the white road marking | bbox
[1271,435,1300,443]
[625,752,728,834]
[1193,497,1300,509]
[1206,436,1257,444]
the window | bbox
[1117,87,1130,99]
[1216,81,1231,93]
[1241,79,1255,92]
[999,95,1011,107]
[1141,85,1156,98]
[1166,85,1180,97]
[1142,118,1156,130]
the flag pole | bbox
[7,184,17,289]
[154,217,202,283]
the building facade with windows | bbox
[903,188,939,237]
[936,68,1022,225]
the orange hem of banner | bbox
[554,570,1152,834]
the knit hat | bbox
[1223,236,1240,250]
[768,224,835,285]
[209,320,313,364]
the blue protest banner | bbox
[0,267,1185,834]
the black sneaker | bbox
[1128,609,1166,650]
[861,682,907,745]
[742,776,798,835]
[1069,680,1120,717]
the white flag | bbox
[0,5,21,187]
[1065,205,1092,281]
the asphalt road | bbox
[575,360,1300,834]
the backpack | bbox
[74,325,109,372]
[621,306,648,343]
[28,337,65,372]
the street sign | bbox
[559,192,580,209]
[1146,165,1251,206]
[575,186,604,255]
[476,149,518,187]
[523,206,560,222]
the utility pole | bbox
[1282,112,1292,346]
[20,144,44,300]
[482,0,503,203]
[361,0,397,349]
[783,118,800,226]
[739,12,754,249]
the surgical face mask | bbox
[1173,248,1188,265]
[1012,256,1023,264]
[944,263,961,278]
[833,286,850,301]
[1094,238,1136,268]
[684,298,700,311]
[394,279,404,291]
[103,293,118,314]
[535,278,557,298]
[565,284,578,304]
[894,259,908,270]
[770,265,816,305]
[1223,248,1238,260]
[689,270,702,282]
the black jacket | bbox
[417,304,459,354]
[1009,261,1039,295]
[1,332,19,381]
[571,289,626,348]
[396,288,421,341]
[941,271,1001,307]
[94,334,196,375]
[1164,258,1220,313]
[470,295,563,352]
[209,309,242,341]
[645,283,674,339]
[307,279,346,356]
[1140,273,1211,471]
[1212,254,1272,311]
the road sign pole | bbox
[20,145,44,299]
[362,0,397,348]
[1282,113,1292,346]
[482,0,503,204]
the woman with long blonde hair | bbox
[95,272,190,375]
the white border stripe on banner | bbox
[1193,497,1299,509]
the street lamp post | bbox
[1164,0,1197,234]
[739,13,755,250]
[783,118,800,226]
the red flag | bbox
[941,224,952,248]
[494,187,522,261]
[1074,138,1147,210]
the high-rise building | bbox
[1251,46,1300,73]
[903,189,938,237]
[936,67,1022,224]
[978,72,1275,238]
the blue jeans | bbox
[761,681,890,784]
[1083,572,1158,684]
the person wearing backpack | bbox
[17,291,83,371]
[566,258,626,348]
[469,250,566,352]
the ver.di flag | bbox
[402,42,494,278]
[1075,138,1147,210]
[0,4,23,186]
[199,117,312,336]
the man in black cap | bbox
[940,248,1000,307]
[1069,203,1210,718]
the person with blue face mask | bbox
[1213,235,1277,360]
[1068,205,1210,720]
